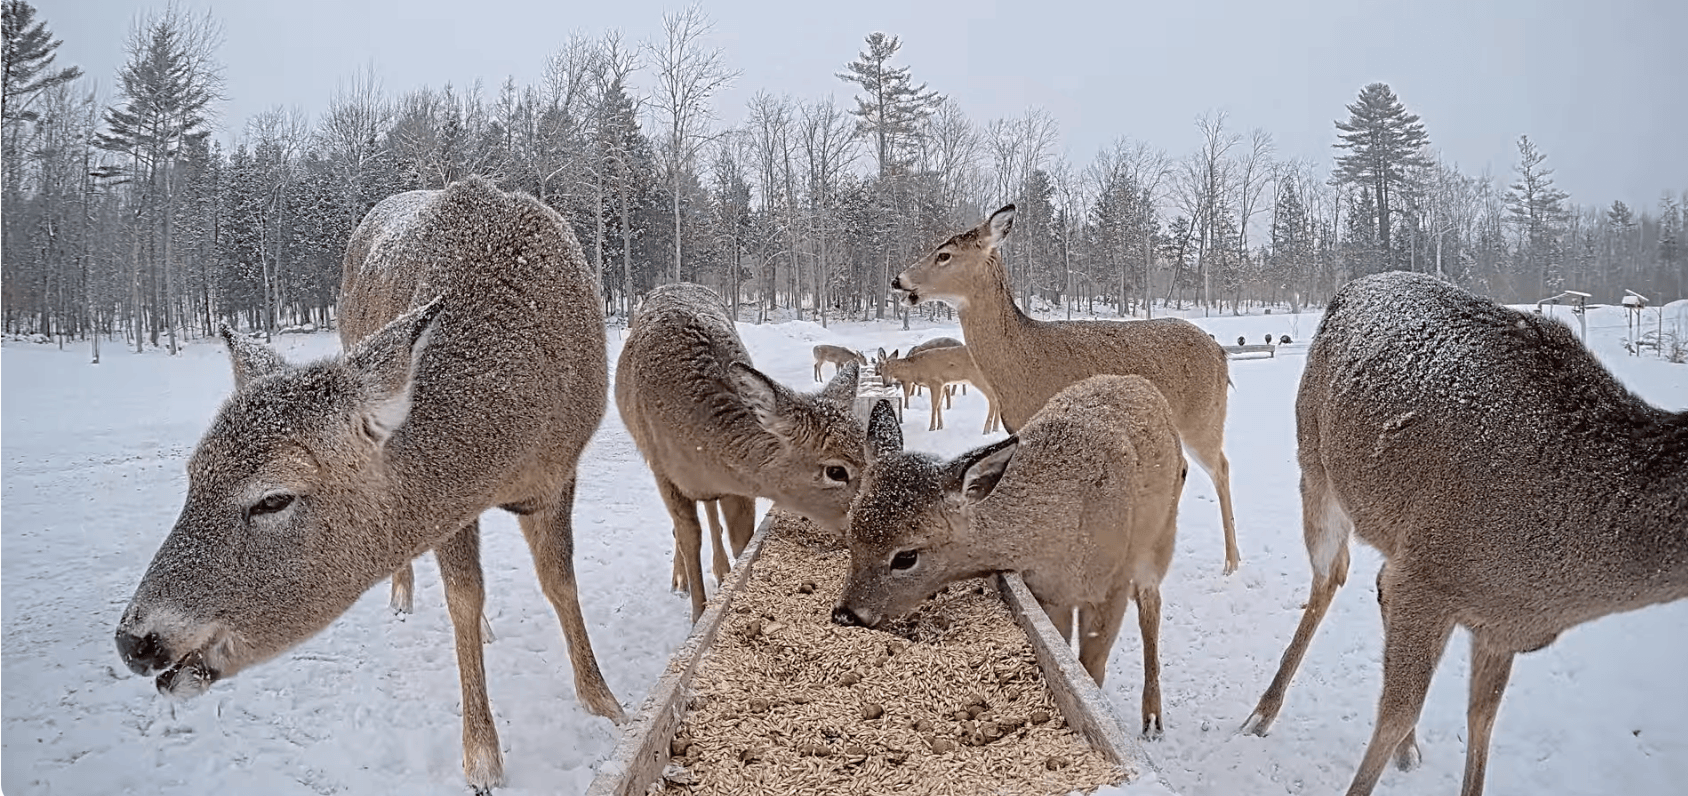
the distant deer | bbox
[813,344,866,382]
[877,336,963,407]
[618,283,872,620]
[879,343,1002,434]
[833,375,1186,739]
[1240,271,1687,796]
[892,205,1242,573]
[115,179,625,793]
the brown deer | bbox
[813,343,867,381]
[878,344,1001,433]
[1240,271,1687,796]
[617,282,871,620]
[833,375,1186,739]
[878,336,964,408]
[114,179,625,794]
[893,205,1241,573]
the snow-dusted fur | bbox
[811,343,866,381]
[834,375,1187,739]
[893,205,1241,574]
[115,178,624,794]
[615,282,870,620]
[1242,271,1688,796]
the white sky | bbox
[34,0,1688,210]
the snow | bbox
[4,302,1686,796]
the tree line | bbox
[3,1,1684,356]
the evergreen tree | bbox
[1333,82,1429,269]
[1505,135,1569,295]
[836,32,941,177]
[1,0,81,125]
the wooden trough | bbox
[587,510,1147,795]
[1222,343,1276,359]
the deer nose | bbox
[831,606,865,627]
[115,628,170,675]
[890,275,905,291]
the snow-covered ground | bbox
[3,300,1685,796]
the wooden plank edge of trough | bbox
[1221,343,1276,358]
[995,571,1148,781]
[586,511,778,796]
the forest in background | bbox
[3,1,1684,356]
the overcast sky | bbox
[33,0,1688,210]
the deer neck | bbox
[954,255,1037,366]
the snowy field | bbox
[3,300,1685,796]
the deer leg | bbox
[813,361,822,382]
[1131,585,1165,739]
[704,500,730,586]
[1459,637,1516,796]
[518,480,626,722]
[1376,563,1420,771]
[433,520,502,793]
[1037,596,1074,645]
[1242,468,1351,735]
[1182,430,1241,574]
[943,383,953,409]
[656,476,708,621]
[1345,591,1455,796]
[389,563,416,614]
[1076,593,1129,689]
[720,494,756,557]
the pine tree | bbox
[836,32,941,177]
[1505,135,1569,295]
[1333,83,1429,270]
[1,0,81,125]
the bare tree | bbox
[645,3,738,282]
[798,96,858,327]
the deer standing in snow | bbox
[892,205,1241,573]
[115,179,625,793]
[1241,271,1687,796]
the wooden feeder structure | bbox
[1534,289,1591,342]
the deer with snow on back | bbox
[114,179,624,794]
[1240,271,1687,796]
[618,283,873,620]
[834,375,1186,738]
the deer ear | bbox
[817,362,859,406]
[951,436,1018,503]
[866,399,903,463]
[985,204,1016,246]
[347,296,445,442]
[221,324,291,390]
[731,362,800,439]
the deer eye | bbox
[890,550,919,571]
[248,492,294,519]
[935,251,951,264]
[824,465,851,484]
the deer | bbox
[876,336,963,408]
[1239,271,1688,796]
[114,178,626,794]
[892,205,1242,573]
[878,343,1002,434]
[832,375,1187,739]
[617,282,873,621]
[813,343,867,382]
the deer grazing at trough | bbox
[618,282,873,621]
[1239,271,1687,796]
[893,205,1241,573]
[878,344,1001,433]
[114,178,625,794]
[833,375,1187,739]
[814,344,867,382]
